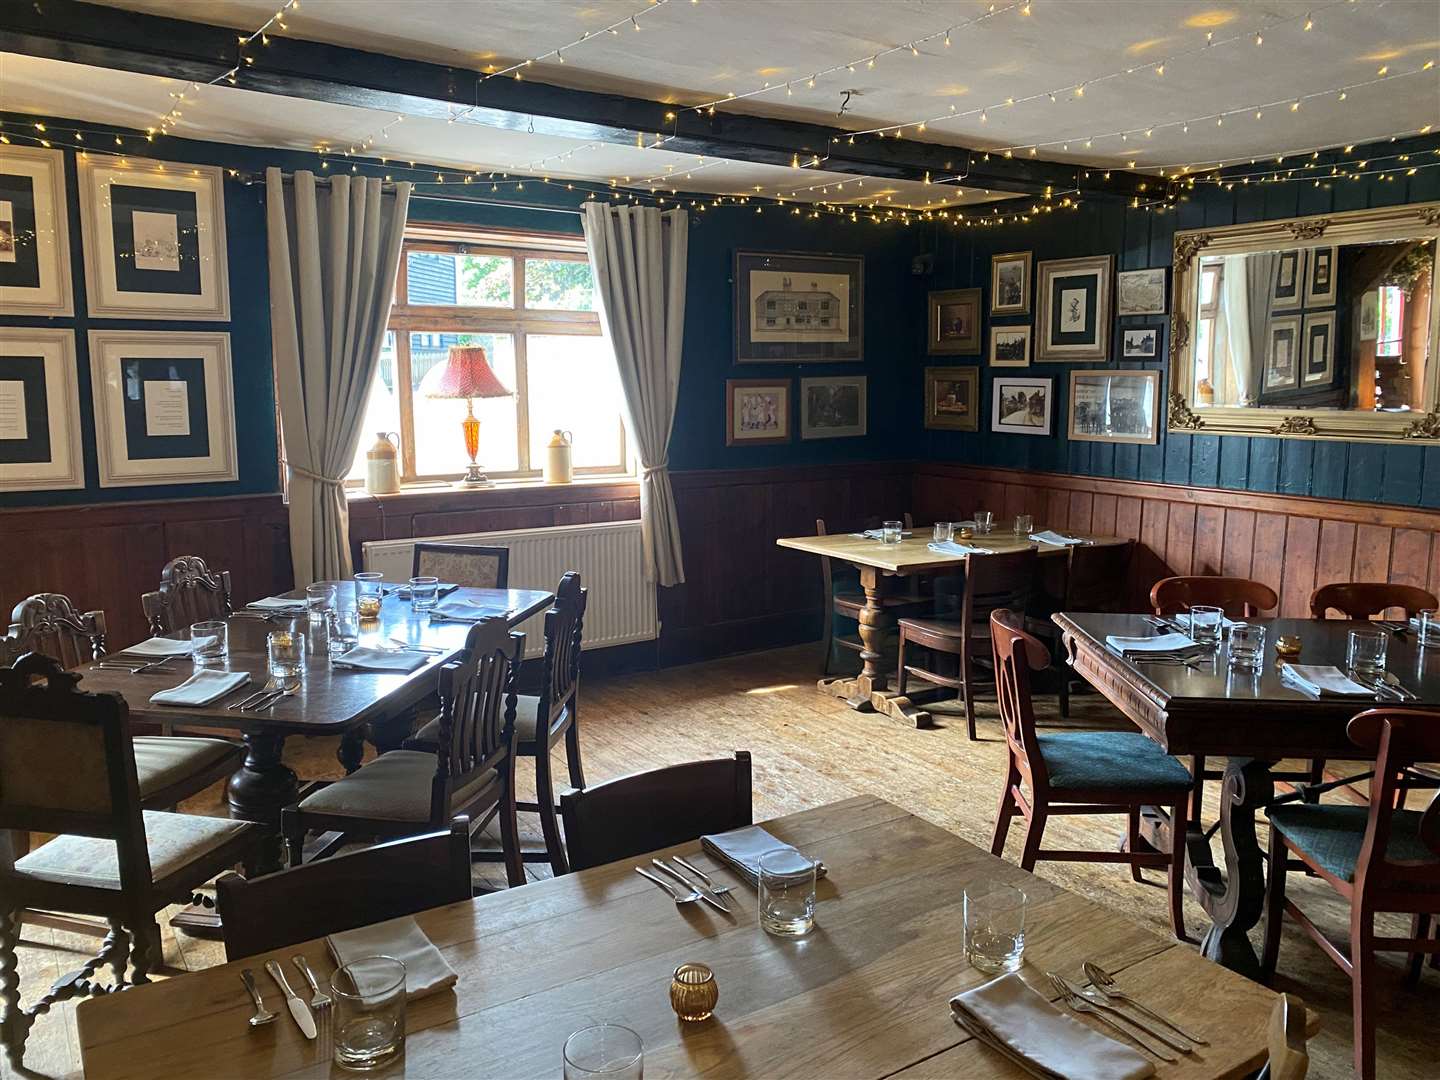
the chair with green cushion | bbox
[1261,709,1440,1080]
[988,608,1194,942]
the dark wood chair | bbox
[816,516,926,676]
[1309,582,1439,621]
[412,542,510,589]
[216,818,473,961]
[140,555,233,634]
[560,752,752,872]
[282,618,525,887]
[988,609,1194,941]
[896,548,1039,739]
[1031,541,1136,718]
[1262,709,1440,1080]
[0,655,261,1067]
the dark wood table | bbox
[1056,611,1440,976]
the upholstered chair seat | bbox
[294,751,498,823]
[14,811,253,889]
[1035,731,1195,793]
[132,736,241,803]
[1267,803,1439,884]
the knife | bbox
[265,959,317,1039]
[652,858,731,913]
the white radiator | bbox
[361,520,657,658]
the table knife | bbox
[264,959,317,1039]
[652,858,731,913]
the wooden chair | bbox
[816,516,926,676]
[1031,541,1136,718]
[0,655,261,1067]
[216,819,473,961]
[140,555,233,634]
[411,542,510,589]
[560,752,752,872]
[1262,709,1440,1080]
[988,609,1194,941]
[1261,993,1309,1080]
[896,548,1039,739]
[1309,582,1439,621]
[282,618,525,887]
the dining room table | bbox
[1055,611,1440,978]
[75,795,1296,1080]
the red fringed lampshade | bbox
[425,345,511,400]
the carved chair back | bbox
[412,543,510,590]
[2,593,107,668]
[990,608,1054,793]
[1151,575,1278,619]
[141,555,232,634]
[536,572,587,743]
[1310,582,1439,621]
[431,618,524,822]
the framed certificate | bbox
[0,329,84,491]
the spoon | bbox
[241,969,276,1027]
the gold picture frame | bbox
[928,287,982,355]
[924,366,980,431]
[990,251,1032,315]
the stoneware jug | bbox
[365,431,401,495]
[544,429,574,484]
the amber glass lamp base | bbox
[456,398,493,488]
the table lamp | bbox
[425,344,511,487]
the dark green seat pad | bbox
[1035,731,1193,793]
[1267,803,1438,883]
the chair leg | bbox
[1018,807,1047,872]
[961,649,977,741]
[534,746,570,877]
[282,810,305,868]
[1166,797,1190,943]
[564,715,585,790]
[1261,825,1288,979]
[498,757,525,889]
[896,632,908,696]
[991,766,1020,857]
[0,906,24,1067]
[1188,755,1206,822]
[1407,913,1431,988]
[1127,808,1145,884]
[1057,670,1070,719]
[1351,903,1378,1080]
[1304,758,1326,803]
[821,607,836,676]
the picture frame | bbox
[800,375,867,439]
[734,250,862,363]
[989,325,1031,367]
[1036,254,1112,361]
[927,287,982,355]
[1115,268,1167,316]
[0,145,74,317]
[1068,369,1160,445]
[1121,326,1161,359]
[78,156,230,321]
[1305,245,1338,307]
[0,328,84,491]
[1263,315,1302,391]
[924,366,980,431]
[990,251,1032,315]
[725,378,790,446]
[87,329,238,486]
[1302,311,1337,386]
[1270,249,1306,313]
[991,375,1052,436]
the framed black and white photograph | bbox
[734,250,862,363]
[800,375,866,439]
[928,287,982,355]
[991,375,1052,436]
[0,329,84,491]
[1270,249,1306,313]
[990,325,1031,367]
[1305,245,1338,307]
[0,146,74,317]
[1121,327,1160,359]
[87,329,237,486]
[1036,254,1112,362]
[78,156,230,321]
[726,378,790,446]
[1068,369,1160,445]
[1302,311,1336,386]
[1263,315,1302,391]
[990,250,1032,315]
[924,366,979,431]
[1115,268,1167,316]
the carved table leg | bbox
[337,729,366,775]
[818,566,889,713]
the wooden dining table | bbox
[76,796,1290,1079]
[1056,611,1440,978]
[776,529,1125,727]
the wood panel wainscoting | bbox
[913,462,1440,615]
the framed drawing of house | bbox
[734,250,862,363]
[1036,254,1112,362]
[0,145,74,317]
[0,329,84,491]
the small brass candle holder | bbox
[669,962,718,1022]
[957,526,975,540]
[1275,634,1302,661]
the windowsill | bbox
[346,473,638,503]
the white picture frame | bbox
[991,375,1052,436]
[1270,249,1306,313]
[1036,254,1113,362]
[1302,310,1337,386]
[800,375,867,439]
[1115,268,1167,316]
[0,328,84,491]
[1305,245,1338,307]
[0,145,74,317]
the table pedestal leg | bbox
[818,566,888,713]
[225,732,298,876]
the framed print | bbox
[725,378,790,446]
[1302,311,1336,386]
[990,325,1031,367]
[1360,290,1379,341]
[1305,245,1338,307]
[88,329,237,486]
[1036,254,1112,361]
[0,329,84,491]
[78,156,230,320]
[991,375,1052,436]
[924,366,979,431]
[734,250,861,362]
[928,287,982,355]
[1270,249,1306,313]
[800,375,866,439]
[1068,369,1160,445]
[990,251,1032,315]
[1121,326,1161,359]
[1115,268,1167,316]
[0,146,74,316]
[1263,315,1302,392]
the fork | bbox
[674,855,734,896]
[1047,974,1178,1062]
[634,866,700,905]
[230,677,278,711]
[1083,961,1208,1045]
[293,956,333,1060]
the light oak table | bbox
[777,530,1123,726]
[78,797,1285,1080]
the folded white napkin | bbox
[951,974,1155,1080]
[1029,530,1088,547]
[331,647,430,673]
[1279,663,1374,698]
[428,597,513,623]
[149,669,250,706]
[1104,632,1201,656]
[850,528,913,539]
[1173,612,1240,632]
[118,636,202,657]
[928,540,997,557]
[327,916,457,1001]
[247,596,307,611]
[700,825,828,888]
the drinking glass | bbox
[306,583,336,623]
[327,608,361,659]
[964,882,1027,974]
[1419,610,1440,648]
[331,957,406,1072]
[758,847,817,937]
[562,1024,643,1080]
[1228,622,1266,669]
[1188,605,1224,646]
[266,629,304,680]
[1013,513,1033,537]
[354,571,384,619]
[932,521,954,543]
[190,620,227,663]
[974,510,994,535]
[408,576,440,612]
[881,520,904,545]
[1348,629,1388,675]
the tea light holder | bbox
[957,526,975,540]
[669,962,718,1022]
[1274,634,1302,661]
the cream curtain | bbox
[581,202,689,586]
[266,168,411,584]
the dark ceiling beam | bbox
[2,0,1153,201]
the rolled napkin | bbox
[700,824,828,888]
[1279,662,1374,698]
[428,597,514,623]
[246,596,307,611]
[1029,530,1089,547]
[327,916,457,1000]
[149,669,250,706]
[117,636,204,657]
[849,528,913,539]
[951,974,1155,1080]
[1104,632,1203,657]
[928,540,998,557]
[331,647,430,673]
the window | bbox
[1194,260,1224,390]
[348,228,628,485]
[1376,285,1405,359]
